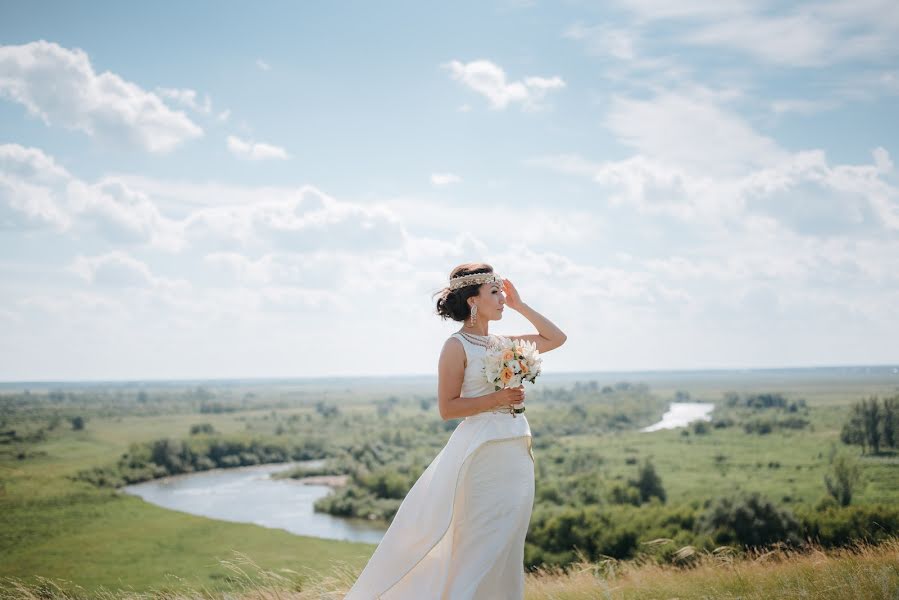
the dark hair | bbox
[433,262,494,322]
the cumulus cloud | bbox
[0,40,203,153]
[226,135,289,161]
[66,178,185,251]
[605,91,786,176]
[184,185,406,252]
[530,147,899,236]
[71,250,188,290]
[442,59,565,111]
[0,143,183,247]
[156,87,213,115]
[612,0,899,67]
[0,173,71,230]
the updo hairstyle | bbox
[433,262,494,322]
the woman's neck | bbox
[460,324,490,336]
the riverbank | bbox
[122,462,382,544]
[640,401,714,432]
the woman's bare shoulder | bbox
[440,335,466,366]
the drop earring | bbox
[469,303,478,326]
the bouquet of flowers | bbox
[484,337,543,414]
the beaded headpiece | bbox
[449,272,503,290]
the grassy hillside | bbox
[0,405,375,593]
[4,539,898,599]
[2,369,898,595]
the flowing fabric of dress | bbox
[344,332,535,600]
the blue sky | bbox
[1,0,897,380]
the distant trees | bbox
[609,458,666,506]
[633,459,666,504]
[70,416,86,430]
[724,391,807,412]
[840,395,898,454]
[315,401,340,418]
[698,492,802,548]
[189,423,215,435]
[824,453,862,507]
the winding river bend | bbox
[121,460,387,544]
[123,404,714,542]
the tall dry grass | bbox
[3,539,898,599]
[523,538,899,600]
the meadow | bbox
[1,366,898,596]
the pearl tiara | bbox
[449,272,503,290]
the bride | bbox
[344,263,567,599]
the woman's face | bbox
[472,280,505,319]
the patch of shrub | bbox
[697,492,802,548]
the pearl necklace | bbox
[459,331,493,348]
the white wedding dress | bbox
[344,332,535,600]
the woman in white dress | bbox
[344,263,567,600]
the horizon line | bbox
[1,361,897,387]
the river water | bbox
[123,404,714,543]
[121,460,386,544]
[640,401,714,432]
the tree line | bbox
[840,394,898,454]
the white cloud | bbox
[564,23,637,61]
[184,185,406,252]
[873,147,893,174]
[529,146,899,235]
[226,135,289,161]
[0,143,71,230]
[10,162,410,255]
[0,143,183,248]
[0,143,70,182]
[66,178,185,251]
[770,98,838,115]
[256,59,272,71]
[613,0,899,67]
[0,174,71,230]
[430,173,462,186]
[156,87,213,115]
[71,250,188,290]
[442,59,565,111]
[0,40,203,153]
[605,91,786,176]
[685,14,834,67]
[612,0,754,20]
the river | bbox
[121,460,386,544]
[123,404,714,542]
[640,401,714,432]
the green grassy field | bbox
[2,368,898,596]
[0,407,376,593]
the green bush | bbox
[800,504,899,547]
[697,492,802,548]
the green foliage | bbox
[800,504,899,547]
[841,394,898,454]
[5,373,899,591]
[526,505,640,566]
[73,436,331,487]
[698,492,802,548]
[631,458,666,504]
[70,415,85,430]
[824,452,862,506]
[189,423,215,435]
